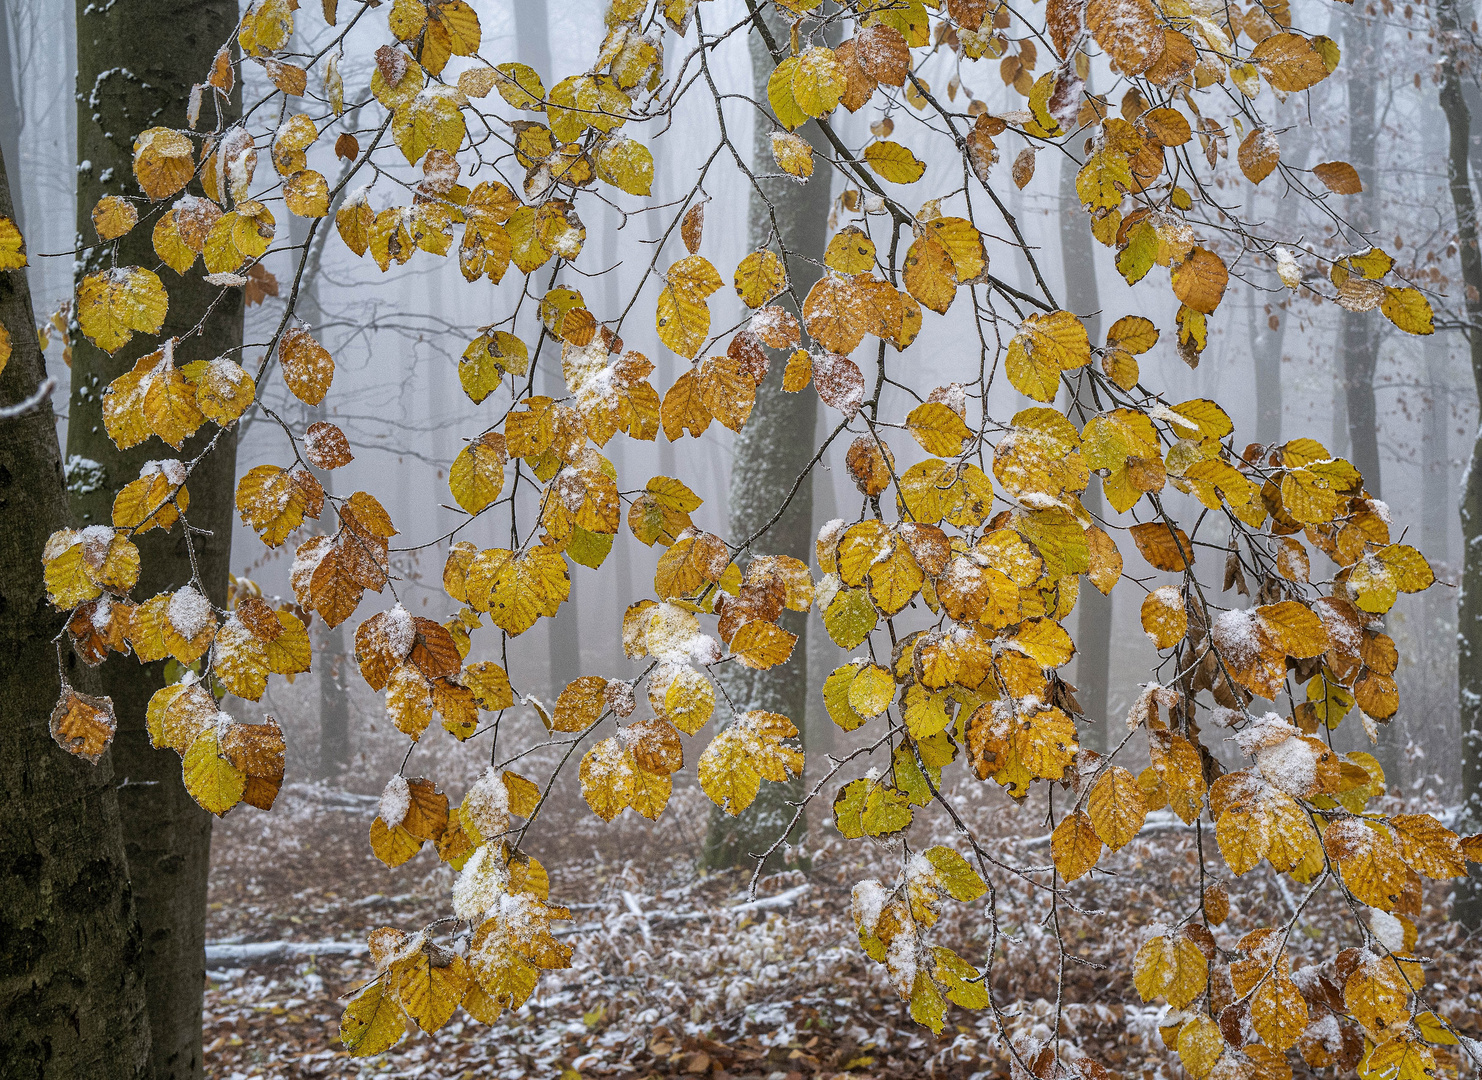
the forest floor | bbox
[201,782,1482,1080]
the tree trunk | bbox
[1437,0,1482,928]
[1340,11,1382,495]
[703,8,828,870]
[1250,294,1287,446]
[510,0,581,695]
[0,144,153,1080]
[286,147,353,782]
[70,4,243,1075]
[1059,154,1111,752]
[0,1,25,236]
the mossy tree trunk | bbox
[0,144,153,1080]
[70,4,243,1076]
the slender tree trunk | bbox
[703,7,827,870]
[285,145,354,782]
[1341,11,1383,494]
[1059,155,1111,752]
[0,145,153,1080]
[511,0,581,693]
[1437,0,1482,928]
[0,1,25,236]
[808,454,840,758]
[1250,293,1287,446]
[70,4,242,1075]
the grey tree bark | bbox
[703,7,827,870]
[1058,155,1110,752]
[0,144,153,1080]
[1339,11,1383,495]
[1437,0,1482,928]
[70,3,243,1075]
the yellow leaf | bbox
[0,215,26,269]
[1005,310,1090,403]
[183,726,247,817]
[1140,586,1186,649]
[594,136,654,195]
[194,358,256,426]
[202,202,276,275]
[1051,810,1102,881]
[729,620,798,670]
[770,131,815,178]
[663,666,714,734]
[340,978,408,1057]
[132,127,195,201]
[393,948,468,1035]
[767,57,808,130]
[655,255,721,359]
[92,195,138,241]
[449,433,508,514]
[1133,931,1207,1008]
[491,63,545,110]
[1107,314,1158,354]
[284,169,330,216]
[863,140,926,183]
[790,46,845,118]
[902,237,957,314]
[140,351,204,450]
[698,711,803,815]
[239,0,293,57]
[906,401,972,457]
[1087,765,1147,850]
[734,249,787,308]
[279,326,334,405]
[393,87,467,165]
[78,267,168,354]
[1381,287,1434,335]
[1176,1016,1223,1080]
[833,775,913,838]
[1217,803,1272,875]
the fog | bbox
[4,0,1469,801]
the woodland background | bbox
[1,0,1480,1078]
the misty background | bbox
[2,0,1467,807]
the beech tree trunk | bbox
[1059,154,1110,752]
[1340,11,1383,496]
[1250,294,1286,447]
[703,7,826,870]
[288,178,351,781]
[70,4,243,1075]
[0,145,153,1080]
[510,0,581,696]
[1437,0,1482,928]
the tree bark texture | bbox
[0,144,153,1080]
[1437,0,1482,928]
[71,3,243,1075]
[704,7,827,870]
